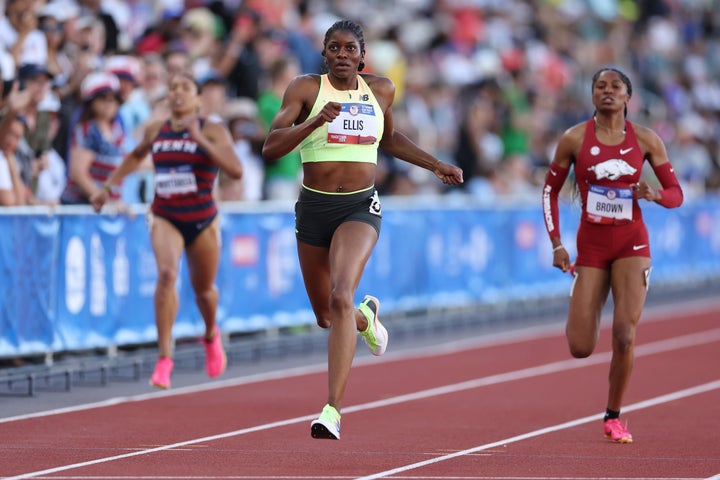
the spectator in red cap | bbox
[60,72,126,205]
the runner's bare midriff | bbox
[302,161,376,193]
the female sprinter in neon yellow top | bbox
[262,20,463,440]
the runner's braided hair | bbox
[322,20,366,72]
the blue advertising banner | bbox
[1,195,719,357]
[0,215,60,355]
[56,214,155,349]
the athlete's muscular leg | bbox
[186,217,221,340]
[298,243,331,328]
[325,221,377,411]
[150,216,186,358]
[566,266,611,358]
[298,237,371,332]
[606,256,650,411]
[297,221,377,412]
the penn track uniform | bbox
[150,120,219,246]
[543,119,681,269]
[295,74,384,247]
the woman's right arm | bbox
[262,75,338,161]
[104,121,162,190]
[543,126,580,273]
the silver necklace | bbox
[594,116,626,135]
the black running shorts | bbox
[295,186,382,247]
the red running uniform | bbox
[574,119,649,269]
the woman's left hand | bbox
[632,181,660,202]
[173,116,204,142]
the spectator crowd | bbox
[0,0,718,208]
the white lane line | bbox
[354,381,720,480]
[3,477,711,480]
[3,298,719,425]
[169,473,707,478]
[5,328,720,480]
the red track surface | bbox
[1,299,719,479]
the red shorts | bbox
[575,220,650,270]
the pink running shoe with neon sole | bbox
[204,327,227,378]
[604,418,633,443]
[149,357,174,389]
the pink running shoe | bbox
[604,418,633,443]
[149,357,174,389]
[204,327,227,378]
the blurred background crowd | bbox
[0,0,718,209]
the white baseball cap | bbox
[80,71,120,102]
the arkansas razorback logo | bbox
[588,159,636,181]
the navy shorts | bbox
[151,211,218,247]
[295,186,382,247]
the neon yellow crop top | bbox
[299,74,384,164]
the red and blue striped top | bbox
[150,120,219,223]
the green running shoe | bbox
[310,404,341,439]
[358,295,388,356]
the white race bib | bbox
[155,166,198,197]
[327,103,378,145]
[586,184,633,224]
